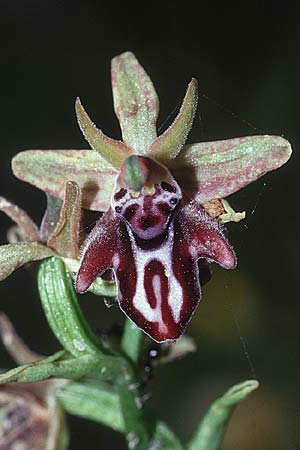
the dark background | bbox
[0,2,299,449]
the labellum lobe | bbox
[76,156,236,342]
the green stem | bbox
[117,383,150,450]
[120,320,150,448]
[121,318,143,364]
[0,351,132,385]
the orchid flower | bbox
[10,52,291,343]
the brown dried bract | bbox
[202,198,226,219]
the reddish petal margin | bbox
[12,150,116,212]
[170,135,292,203]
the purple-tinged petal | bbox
[75,98,133,169]
[176,202,236,270]
[0,242,54,281]
[47,181,82,259]
[111,51,159,152]
[170,135,292,203]
[75,209,122,293]
[148,79,198,163]
[0,197,40,241]
[12,150,116,211]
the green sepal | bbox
[188,379,259,450]
[171,135,292,204]
[12,149,115,212]
[38,257,105,356]
[111,51,159,153]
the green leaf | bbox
[188,379,259,450]
[111,51,159,153]
[58,379,184,450]
[149,78,198,163]
[75,97,133,169]
[47,181,82,259]
[38,257,105,357]
[57,380,124,432]
[0,241,54,281]
[153,421,184,450]
[12,149,116,212]
[171,135,292,204]
[0,196,40,241]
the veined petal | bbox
[170,135,292,203]
[47,181,82,259]
[0,242,54,281]
[0,196,40,241]
[149,79,198,163]
[75,98,133,169]
[12,150,116,211]
[111,51,159,152]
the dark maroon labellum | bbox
[76,156,236,342]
